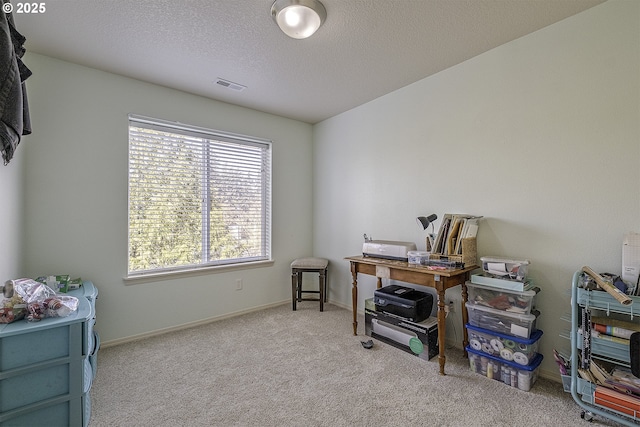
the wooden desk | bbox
[345,256,476,375]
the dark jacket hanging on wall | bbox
[0,1,31,165]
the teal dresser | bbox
[0,281,99,426]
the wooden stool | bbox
[291,257,329,311]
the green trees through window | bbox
[127,116,271,275]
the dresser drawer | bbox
[0,309,89,370]
[0,392,90,427]
[0,361,81,413]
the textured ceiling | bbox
[13,0,605,124]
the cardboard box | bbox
[365,299,438,360]
[35,275,72,293]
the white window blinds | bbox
[127,114,272,276]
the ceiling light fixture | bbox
[271,0,326,39]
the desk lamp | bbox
[417,214,437,251]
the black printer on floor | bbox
[373,284,433,323]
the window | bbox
[127,114,272,277]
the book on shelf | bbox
[605,366,640,396]
[578,368,596,383]
[432,214,451,254]
[589,359,612,385]
[469,272,534,291]
[593,323,635,340]
[591,316,640,333]
[446,216,464,255]
[594,385,640,417]
[591,330,630,346]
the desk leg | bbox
[350,262,358,335]
[461,280,469,357]
[436,281,447,376]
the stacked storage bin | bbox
[465,257,544,391]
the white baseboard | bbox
[100,300,289,348]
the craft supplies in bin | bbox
[466,281,540,314]
[466,323,543,365]
[481,257,529,281]
[407,251,430,265]
[466,345,543,391]
[469,272,534,292]
[466,302,539,339]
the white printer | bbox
[362,234,416,261]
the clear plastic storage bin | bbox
[466,345,543,391]
[465,302,539,338]
[465,323,543,365]
[466,281,539,314]
[481,256,530,281]
[407,251,430,265]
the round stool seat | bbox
[291,257,328,269]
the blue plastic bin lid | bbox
[465,323,543,345]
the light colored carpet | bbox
[89,303,623,427]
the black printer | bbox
[374,284,433,323]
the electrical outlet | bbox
[235,279,243,290]
[447,300,455,313]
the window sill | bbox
[123,259,275,285]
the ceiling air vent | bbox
[215,78,246,92]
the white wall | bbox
[21,54,314,343]
[9,0,639,380]
[313,0,640,379]
[0,143,24,280]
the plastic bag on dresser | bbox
[0,281,26,323]
[11,278,79,321]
